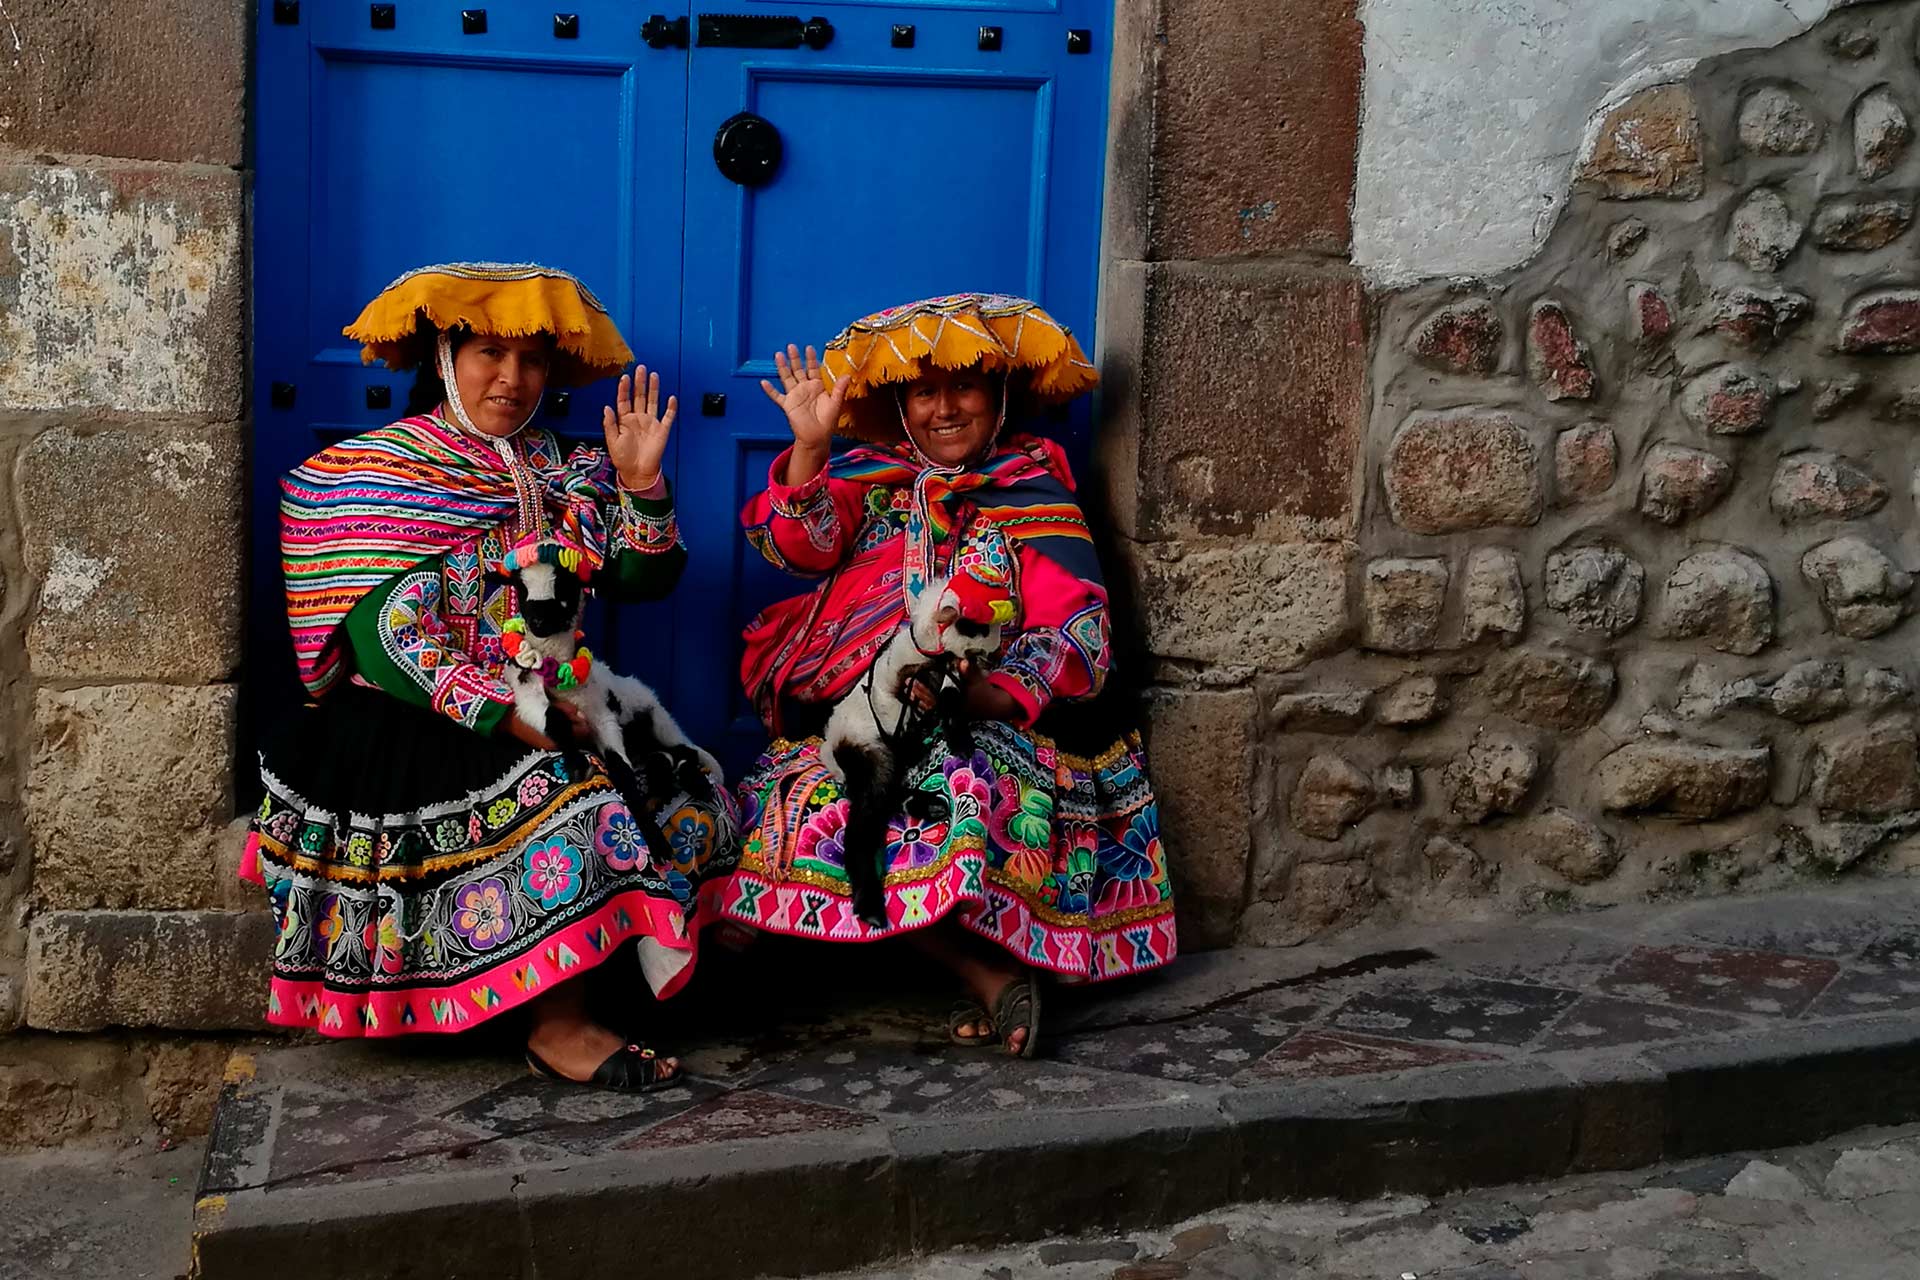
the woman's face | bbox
[899,365,998,467]
[449,333,552,436]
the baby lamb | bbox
[499,542,723,837]
[824,576,1006,929]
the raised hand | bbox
[759,344,846,484]
[602,366,677,491]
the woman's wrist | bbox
[784,440,830,487]
[618,469,667,499]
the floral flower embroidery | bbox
[733,786,764,835]
[373,911,406,974]
[468,812,486,845]
[431,818,467,852]
[344,832,375,868]
[940,755,994,833]
[1099,814,1161,883]
[453,877,514,950]
[1057,839,1097,916]
[314,895,347,954]
[594,808,646,871]
[667,808,714,872]
[885,814,950,869]
[275,898,303,950]
[485,798,519,829]
[517,771,553,808]
[1002,846,1050,888]
[522,838,584,908]
[794,799,850,871]
[991,776,1053,852]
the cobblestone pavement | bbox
[833,1122,1920,1280]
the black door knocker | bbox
[713,111,783,186]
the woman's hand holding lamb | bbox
[901,658,1020,723]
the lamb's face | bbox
[929,592,1002,660]
[514,561,585,638]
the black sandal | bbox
[948,1000,998,1048]
[990,978,1041,1059]
[526,1042,681,1092]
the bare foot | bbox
[527,1012,679,1084]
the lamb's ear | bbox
[934,604,959,626]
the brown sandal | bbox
[990,978,1041,1059]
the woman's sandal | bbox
[948,1000,999,1048]
[525,1042,681,1093]
[990,977,1042,1059]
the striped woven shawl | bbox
[741,434,1101,727]
[281,415,616,695]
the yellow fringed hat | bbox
[821,293,1097,443]
[344,262,634,386]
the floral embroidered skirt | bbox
[718,718,1176,981]
[242,684,738,1037]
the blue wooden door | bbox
[251,0,1110,765]
[675,0,1113,764]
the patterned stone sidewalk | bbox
[193,881,1920,1278]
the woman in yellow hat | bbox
[241,263,734,1090]
[723,294,1177,1057]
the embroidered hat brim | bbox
[344,262,634,387]
[820,293,1098,443]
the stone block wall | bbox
[1097,0,1368,947]
[0,0,266,1148]
[1106,0,1920,951]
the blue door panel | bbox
[740,72,1051,358]
[251,0,1110,771]
[305,55,639,369]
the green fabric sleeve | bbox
[342,565,513,737]
[598,483,689,603]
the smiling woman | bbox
[241,262,738,1092]
[716,294,1179,1060]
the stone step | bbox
[191,882,1920,1278]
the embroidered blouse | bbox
[341,474,684,735]
[743,446,1111,726]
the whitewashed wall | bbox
[1354,0,1840,285]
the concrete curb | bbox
[191,1012,1920,1279]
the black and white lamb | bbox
[823,576,1005,929]
[498,542,723,831]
